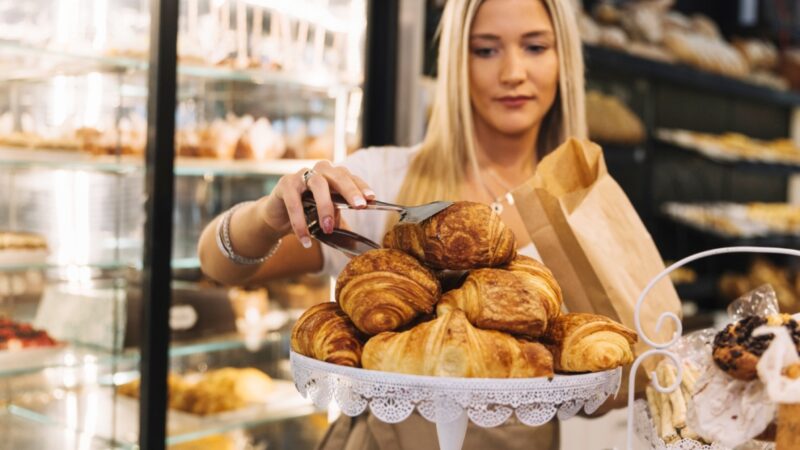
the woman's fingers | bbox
[269,162,377,244]
[306,172,336,234]
[313,162,370,208]
[351,174,376,200]
[280,173,313,248]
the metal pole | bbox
[362,0,399,147]
[140,0,178,448]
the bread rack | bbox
[290,351,621,450]
[627,246,800,450]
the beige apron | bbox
[317,413,559,450]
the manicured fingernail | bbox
[322,216,334,234]
[353,196,367,207]
[300,237,313,249]
[363,189,376,199]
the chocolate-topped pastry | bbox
[712,314,800,381]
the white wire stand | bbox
[626,246,800,450]
[291,351,622,450]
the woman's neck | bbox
[472,119,539,184]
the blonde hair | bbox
[394,0,586,209]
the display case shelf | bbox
[584,44,800,107]
[661,212,800,248]
[7,379,316,449]
[0,332,287,379]
[654,138,800,174]
[0,146,320,176]
[0,409,130,450]
[0,40,360,91]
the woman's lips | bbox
[496,96,534,108]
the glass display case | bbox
[0,0,366,448]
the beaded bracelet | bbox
[215,201,282,265]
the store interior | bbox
[1,0,799,449]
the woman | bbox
[199,0,585,448]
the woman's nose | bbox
[499,49,526,86]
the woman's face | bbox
[468,0,559,138]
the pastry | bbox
[291,302,364,367]
[543,313,637,373]
[586,90,646,145]
[777,363,800,450]
[382,201,516,270]
[187,367,274,415]
[437,269,550,337]
[712,314,800,381]
[119,368,274,415]
[234,117,286,161]
[362,310,554,378]
[0,231,47,251]
[505,255,563,318]
[0,318,57,351]
[335,249,440,335]
[437,256,562,338]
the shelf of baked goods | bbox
[656,128,800,173]
[5,364,317,450]
[0,40,360,91]
[0,258,203,273]
[584,44,800,106]
[0,109,340,176]
[0,146,323,177]
[661,201,800,247]
[0,320,292,378]
[578,1,800,106]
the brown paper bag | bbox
[513,138,681,363]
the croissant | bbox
[291,302,363,367]
[543,313,638,373]
[362,310,554,378]
[504,255,563,321]
[335,249,440,335]
[383,201,516,270]
[437,268,551,338]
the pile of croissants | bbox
[291,201,638,378]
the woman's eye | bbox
[472,47,497,58]
[526,44,547,54]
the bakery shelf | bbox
[0,332,285,379]
[661,211,800,248]
[173,157,321,177]
[0,146,321,176]
[584,44,800,107]
[0,408,130,450]
[0,40,360,91]
[653,137,800,174]
[0,259,199,273]
[7,380,316,449]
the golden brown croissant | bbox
[335,249,440,335]
[291,302,363,367]
[382,201,516,270]
[362,310,554,378]
[436,268,551,338]
[543,313,638,373]
[504,255,563,321]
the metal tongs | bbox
[301,191,453,257]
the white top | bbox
[319,146,541,277]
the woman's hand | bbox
[261,160,376,248]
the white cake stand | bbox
[626,246,800,450]
[291,351,622,450]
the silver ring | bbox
[302,169,317,189]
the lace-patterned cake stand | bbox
[291,351,622,450]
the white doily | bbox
[290,351,621,428]
[633,400,775,450]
